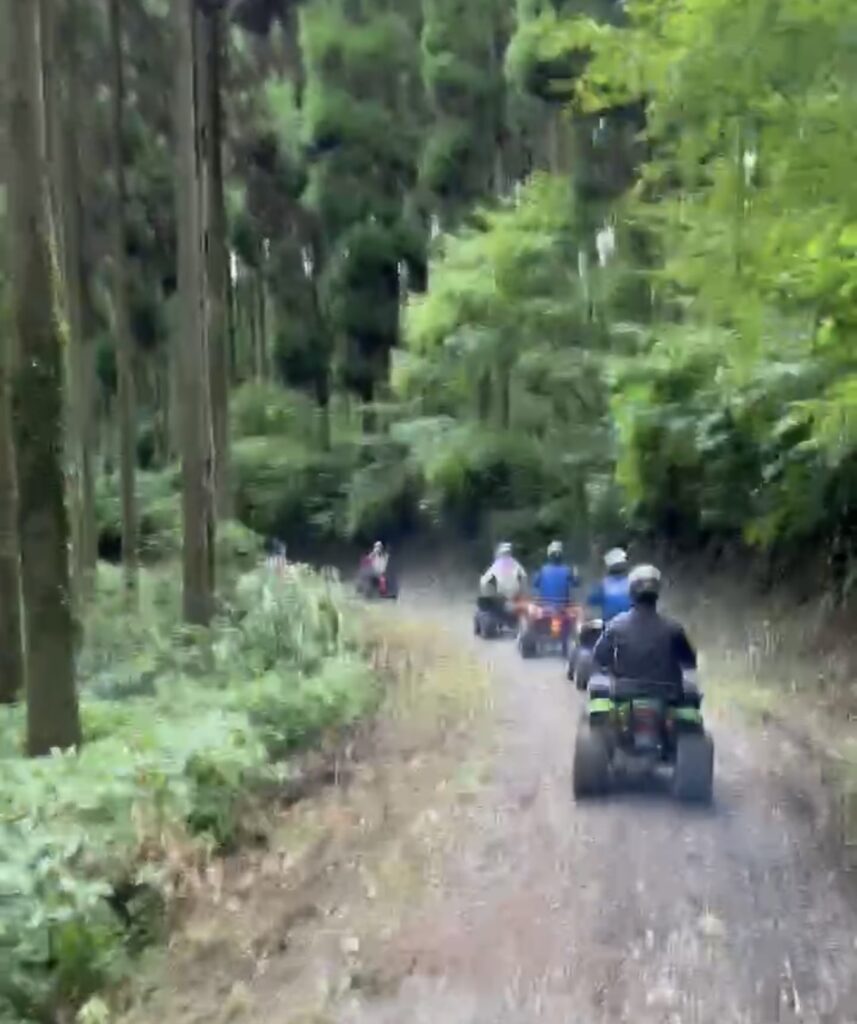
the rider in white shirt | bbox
[480,542,527,600]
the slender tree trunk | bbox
[6,0,81,753]
[175,0,214,625]
[199,7,231,519]
[109,0,138,599]
[257,270,268,380]
[0,326,23,705]
[62,0,96,600]
[227,264,238,384]
[0,6,24,705]
[249,278,261,380]
[494,361,511,430]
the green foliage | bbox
[95,468,181,559]
[419,0,508,221]
[0,563,376,1023]
[231,435,353,540]
[393,176,612,550]
[300,0,425,397]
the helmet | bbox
[547,540,563,561]
[604,547,628,571]
[496,541,513,557]
[629,564,662,602]
[372,541,384,553]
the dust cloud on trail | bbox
[344,574,857,1024]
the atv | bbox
[517,601,579,659]
[473,594,520,639]
[356,567,399,600]
[572,672,713,803]
[566,617,603,689]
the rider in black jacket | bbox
[593,564,697,695]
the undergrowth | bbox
[0,562,378,1024]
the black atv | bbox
[473,594,520,639]
[572,672,713,803]
[566,617,603,689]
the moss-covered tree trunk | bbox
[175,0,214,625]
[6,0,81,752]
[199,6,231,519]
[109,0,138,599]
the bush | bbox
[231,381,317,441]
[95,468,181,561]
[0,563,378,1023]
[231,436,355,542]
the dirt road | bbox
[128,575,857,1024]
[341,576,857,1024]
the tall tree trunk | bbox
[62,0,97,601]
[249,278,261,380]
[109,0,138,599]
[199,7,231,519]
[6,0,81,753]
[175,0,214,625]
[0,320,23,705]
[0,7,24,705]
[257,270,268,380]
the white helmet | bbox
[629,564,662,600]
[604,547,628,570]
[372,541,384,553]
[547,540,563,558]
[496,541,513,557]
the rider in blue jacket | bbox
[532,541,579,606]
[587,547,632,622]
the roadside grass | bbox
[672,576,857,865]
[0,560,379,1024]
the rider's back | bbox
[534,562,575,605]
[591,574,631,621]
[595,605,695,686]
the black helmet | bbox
[629,564,661,602]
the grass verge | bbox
[0,561,379,1024]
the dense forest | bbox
[1,0,857,1017]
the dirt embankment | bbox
[121,573,857,1024]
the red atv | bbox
[517,601,580,659]
[356,557,399,600]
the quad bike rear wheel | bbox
[573,725,611,798]
[574,650,594,691]
[673,732,714,803]
[518,631,537,659]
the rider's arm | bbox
[593,626,616,671]
[586,582,603,609]
[672,625,698,670]
[480,566,496,589]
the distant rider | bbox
[480,542,527,600]
[362,541,389,580]
[586,547,632,623]
[592,564,698,699]
[532,541,579,607]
